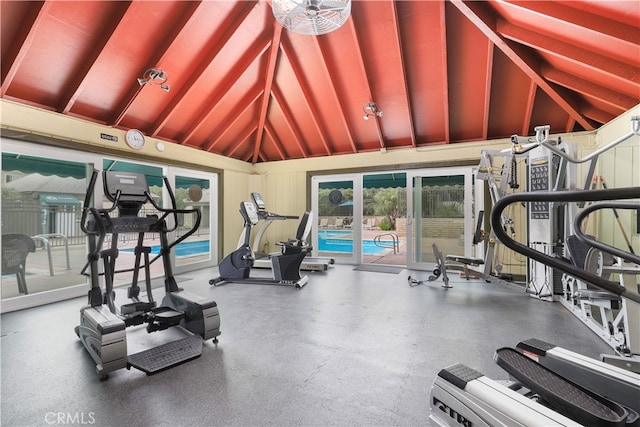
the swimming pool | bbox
[318,230,385,255]
[121,240,209,257]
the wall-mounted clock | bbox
[125,129,146,149]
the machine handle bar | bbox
[80,170,99,235]
[509,116,640,162]
[490,187,640,305]
[144,176,202,249]
[80,170,119,234]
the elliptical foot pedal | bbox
[494,347,630,426]
[128,335,203,375]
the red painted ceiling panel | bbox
[398,1,448,144]
[352,1,412,144]
[1,1,34,68]
[530,88,572,134]
[539,53,639,101]
[2,0,638,163]
[488,49,535,138]
[447,3,492,142]
[6,2,117,107]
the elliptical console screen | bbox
[251,192,266,212]
[104,171,149,204]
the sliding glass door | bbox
[311,174,361,264]
[311,172,407,266]
[312,167,474,269]
[170,168,217,273]
[361,173,406,266]
[406,167,475,270]
[2,141,97,311]
[1,140,218,313]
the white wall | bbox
[594,105,640,253]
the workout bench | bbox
[408,243,513,288]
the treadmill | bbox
[249,193,334,272]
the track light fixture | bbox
[363,102,383,120]
[137,68,170,92]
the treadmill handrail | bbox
[574,202,640,265]
[490,187,640,305]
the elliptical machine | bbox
[210,201,311,289]
[75,170,221,379]
[429,186,640,426]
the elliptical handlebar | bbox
[143,176,202,251]
[80,170,102,235]
[574,202,640,265]
[490,186,640,305]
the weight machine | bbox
[508,117,640,356]
[429,185,640,426]
[409,123,576,290]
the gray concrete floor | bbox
[1,264,613,426]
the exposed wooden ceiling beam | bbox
[312,37,357,153]
[109,0,213,126]
[497,20,639,89]
[226,124,257,158]
[522,80,536,135]
[482,42,494,139]
[1,1,50,97]
[345,15,385,149]
[58,2,133,114]
[183,36,271,145]
[145,1,258,134]
[438,1,451,144]
[204,86,263,152]
[450,0,594,130]
[508,1,639,47]
[252,21,283,164]
[280,38,331,156]
[264,123,287,161]
[581,105,615,124]
[272,86,309,158]
[390,1,416,147]
[542,66,636,113]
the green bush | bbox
[379,217,391,231]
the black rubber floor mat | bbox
[128,335,203,375]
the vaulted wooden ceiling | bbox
[2,1,639,163]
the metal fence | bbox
[2,200,210,248]
[2,200,85,246]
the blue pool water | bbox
[122,240,209,257]
[318,230,384,255]
[122,235,382,256]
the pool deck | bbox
[1,236,207,300]
[3,229,407,300]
